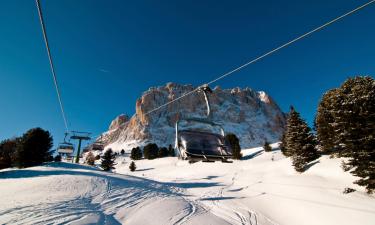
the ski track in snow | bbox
[196,171,261,225]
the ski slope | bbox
[0,147,374,225]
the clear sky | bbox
[1,0,374,147]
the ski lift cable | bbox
[144,0,375,116]
[35,0,70,133]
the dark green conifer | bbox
[15,128,53,168]
[143,143,159,160]
[263,139,272,152]
[225,133,242,160]
[158,147,169,158]
[129,161,136,172]
[168,144,175,157]
[130,147,142,160]
[101,149,116,171]
[285,107,319,172]
[337,76,375,193]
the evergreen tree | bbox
[279,132,289,156]
[337,76,375,193]
[54,155,61,162]
[101,149,116,171]
[263,139,272,152]
[285,107,319,172]
[143,143,159,160]
[15,128,53,168]
[120,149,125,155]
[129,161,136,172]
[315,88,342,155]
[158,147,169,158]
[130,147,142,160]
[86,152,95,166]
[225,133,242,160]
[0,138,18,169]
[315,76,375,193]
[168,144,175,156]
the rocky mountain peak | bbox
[109,114,129,130]
[101,83,286,150]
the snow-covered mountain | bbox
[101,83,286,151]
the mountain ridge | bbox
[100,83,286,151]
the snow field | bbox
[0,146,374,225]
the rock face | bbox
[109,114,129,130]
[101,83,286,150]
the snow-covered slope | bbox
[1,147,374,225]
[101,83,286,151]
[114,147,375,225]
[0,163,227,225]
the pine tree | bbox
[316,88,342,155]
[130,147,142,160]
[225,133,242,160]
[101,148,116,171]
[168,144,175,156]
[120,149,125,155]
[129,161,136,172]
[15,128,53,168]
[143,143,159,160]
[158,147,169,158]
[263,139,272,152]
[285,107,319,172]
[0,138,18,169]
[279,132,289,156]
[54,155,62,162]
[337,76,375,193]
[86,152,95,166]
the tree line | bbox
[0,127,54,169]
[281,76,374,193]
[130,143,175,160]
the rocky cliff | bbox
[101,83,286,150]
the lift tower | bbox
[71,131,91,163]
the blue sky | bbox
[0,0,374,147]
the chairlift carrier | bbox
[175,85,233,163]
[57,133,74,154]
[91,135,104,151]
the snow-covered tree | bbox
[337,76,375,193]
[315,88,342,155]
[279,132,290,156]
[315,76,375,192]
[101,149,116,171]
[285,107,319,172]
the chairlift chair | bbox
[91,142,104,151]
[57,133,74,155]
[175,85,233,163]
[91,134,104,151]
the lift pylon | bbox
[70,131,91,163]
